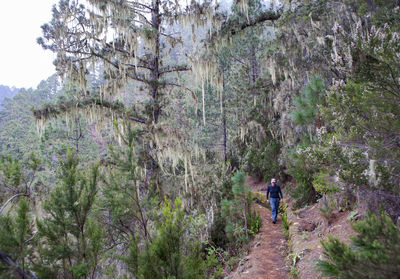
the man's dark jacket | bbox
[266,184,283,199]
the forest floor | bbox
[228,177,289,279]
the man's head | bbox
[271,178,276,185]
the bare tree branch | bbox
[129,116,146,123]
[24,231,38,245]
[126,0,153,11]
[0,194,29,214]
[0,250,38,279]
[164,82,197,97]
[105,241,129,252]
[160,65,191,75]
[218,10,281,37]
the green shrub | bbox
[221,171,256,249]
[312,170,338,195]
[281,211,289,239]
[280,201,290,239]
[247,210,262,236]
[287,152,319,209]
[0,197,35,278]
[210,212,228,248]
[318,197,336,225]
[204,246,224,279]
[243,140,281,181]
[35,150,103,279]
[126,198,207,279]
[317,210,400,278]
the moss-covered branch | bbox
[32,97,146,124]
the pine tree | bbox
[0,153,42,278]
[221,171,256,247]
[291,75,325,127]
[100,124,154,273]
[121,198,206,279]
[35,0,224,195]
[0,152,41,217]
[317,211,400,278]
[35,150,102,279]
[0,197,37,279]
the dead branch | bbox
[0,250,38,279]
[0,193,29,214]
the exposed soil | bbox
[228,177,289,279]
[286,201,354,279]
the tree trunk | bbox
[250,42,258,97]
[150,0,161,124]
[222,71,227,162]
[243,207,248,239]
[148,0,162,194]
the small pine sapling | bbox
[317,210,400,278]
[35,150,103,279]
[0,197,37,278]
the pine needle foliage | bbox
[317,210,400,278]
[102,124,154,243]
[123,198,207,279]
[0,197,36,278]
[221,171,260,248]
[244,140,281,181]
[0,156,22,195]
[287,150,319,209]
[291,75,325,126]
[35,150,103,279]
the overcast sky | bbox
[0,1,58,89]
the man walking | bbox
[266,178,283,224]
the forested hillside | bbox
[0,0,399,278]
[0,85,19,109]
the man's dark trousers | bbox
[270,197,280,222]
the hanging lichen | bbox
[237,0,250,23]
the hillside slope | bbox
[0,85,19,108]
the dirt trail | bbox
[228,177,289,279]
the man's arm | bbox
[279,186,283,199]
[266,186,270,200]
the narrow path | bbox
[228,178,289,279]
